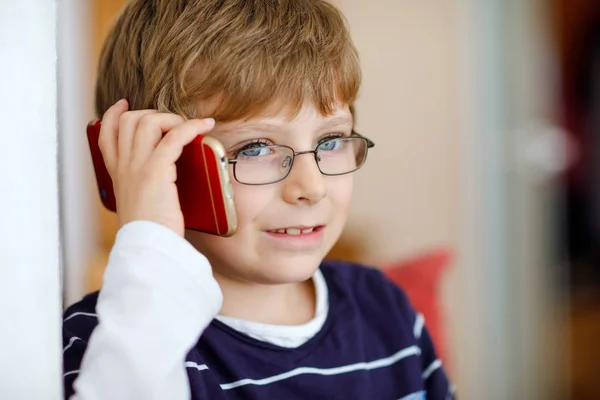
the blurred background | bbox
[56,0,600,398]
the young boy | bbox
[63,0,455,399]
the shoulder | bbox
[320,259,411,302]
[319,260,428,369]
[320,261,455,398]
[63,291,101,341]
[319,259,417,325]
[62,292,101,398]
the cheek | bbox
[230,182,275,226]
[328,175,354,214]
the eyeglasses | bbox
[228,131,375,185]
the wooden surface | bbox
[569,296,600,399]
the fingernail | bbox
[115,99,126,105]
[204,118,215,127]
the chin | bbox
[243,255,323,285]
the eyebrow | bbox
[318,115,353,130]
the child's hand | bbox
[98,99,216,237]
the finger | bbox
[117,109,157,166]
[150,118,215,170]
[98,99,129,174]
[130,113,186,166]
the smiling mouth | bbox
[266,226,324,236]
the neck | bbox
[213,271,316,326]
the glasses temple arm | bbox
[351,130,375,148]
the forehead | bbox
[213,103,353,134]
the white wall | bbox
[340,0,460,261]
[339,0,563,398]
[338,0,464,389]
[57,0,97,307]
[0,1,62,399]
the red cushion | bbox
[380,249,452,363]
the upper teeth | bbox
[275,228,315,235]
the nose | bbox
[281,152,326,205]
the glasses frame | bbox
[227,130,375,186]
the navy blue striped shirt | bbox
[63,261,454,399]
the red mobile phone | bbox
[86,120,238,236]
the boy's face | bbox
[185,103,354,285]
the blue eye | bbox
[318,138,342,151]
[240,146,270,157]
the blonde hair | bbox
[95,0,362,121]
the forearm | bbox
[70,221,222,400]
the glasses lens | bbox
[316,137,367,175]
[234,145,294,184]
